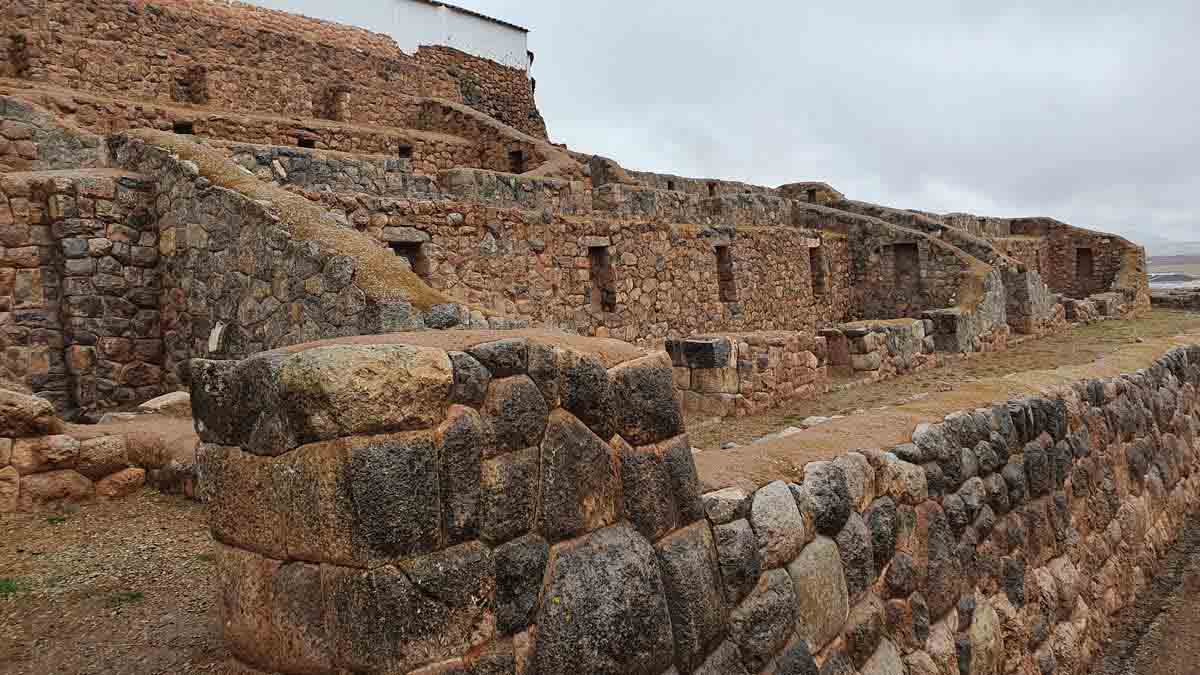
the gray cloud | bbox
[251,0,1200,249]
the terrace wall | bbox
[196,325,1200,675]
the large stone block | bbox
[655,522,727,672]
[482,376,549,454]
[714,519,762,606]
[559,348,615,440]
[608,352,683,447]
[324,560,491,673]
[205,444,288,559]
[540,409,620,541]
[617,436,679,541]
[279,345,452,447]
[751,480,810,569]
[270,561,332,673]
[10,434,80,474]
[278,439,359,566]
[215,543,282,670]
[0,387,61,436]
[0,466,19,512]
[439,405,489,544]
[788,536,849,652]
[480,447,539,545]
[346,431,442,562]
[536,525,675,675]
[75,435,128,480]
[16,470,93,512]
[495,534,549,635]
[728,569,798,672]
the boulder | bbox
[0,388,61,436]
[17,470,93,511]
[97,467,146,499]
[137,391,193,417]
[788,536,849,652]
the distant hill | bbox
[1139,233,1200,257]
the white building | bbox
[246,0,532,70]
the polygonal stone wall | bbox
[199,336,1200,675]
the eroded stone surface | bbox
[788,536,849,652]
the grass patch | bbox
[46,515,68,525]
[0,578,27,597]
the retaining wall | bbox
[198,335,1200,675]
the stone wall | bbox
[0,96,107,172]
[668,332,830,419]
[317,195,854,345]
[197,325,1200,675]
[1152,289,1200,312]
[1,167,162,415]
[107,132,513,395]
[0,388,159,512]
[670,320,937,419]
[3,0,548,139]
[193,330,696,675]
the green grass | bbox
[46,515,68,525]
[0,578,27,597]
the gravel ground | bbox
[0,490,257,675]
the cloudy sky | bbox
[250,1,1199,251]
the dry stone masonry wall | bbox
[197,333,1200,675]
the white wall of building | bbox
[245,0,531,70]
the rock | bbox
[885,552,918,598]
[137,391,192,417]
[729,569,799,672]
[608,352,683,446]
[0,466,18,512]
[714,519,761,605]
[347,432,442,561]
[865,497,898,576]
[775,639,820,674]
[655,522,727,672]
[803,461,851,535]
[17,470,93,510]
[438,406,488,544]
[468,338,528,378]
[788,536,850,652]
[836,512,875,600]
[495,534,549,635]
[617,436,678,541]
[482,376,549,455]
[967,599,1004,675]
[751,480,810,568]
[859,639,904,675]
[0,388,61,436]
[844,595,886,669]
[10,435,80,474]
[535,525,675,675]
[836,452,876,511]
[558,349,614,440]
[277,345,452,447]
[96,467,146,499]
[540,410,621,541]
[703,487,748,525]
[903,650,939,675]
[76,435,129,480]
[693,640,750,675]
[878,454,928,504]
[479,447,539,545]
[448,351,491,407]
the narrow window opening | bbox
[707,182,717,198]
[1076,247,1094,293]
[324,85,351,122]
[172,64,209,105]
[666,180,676,191]
[893,242,920,289]
[398,144,413,160]
[809,246,827,296]
[8,33,31,79]
[715,245,739,302]
[588,246,617,313]
[508,150,526,174]
[807,188,819,203]
[390,242,431,279]
[298,137,317,149]
[172,121,195,135]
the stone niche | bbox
[193,330,703,674]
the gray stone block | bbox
[655,522,727,672]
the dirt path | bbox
[1093,514,1200,675]
[689,309,1200,452]
[0,491,254,675]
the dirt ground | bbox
[688,309,1200,453]
[0,491,254,675]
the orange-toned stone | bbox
[96,467,146,499]
[17,470,93,511]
